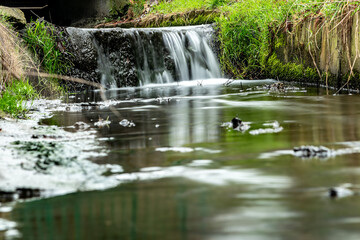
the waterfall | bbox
[66,25,222,87]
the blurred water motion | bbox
[10,81,360,240]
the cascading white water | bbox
[66,24,222,87]
[135,28,222,86]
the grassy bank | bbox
[140,0,360,82]
[0,17,67,117]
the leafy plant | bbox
[0,80,37,117]
[24,20,68,76]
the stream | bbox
[1,24,360,240]
[2,80,360,240]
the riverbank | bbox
[0,98,122,201]
[104,0,360,90]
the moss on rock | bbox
[0,6,26,28]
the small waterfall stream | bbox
[66,25,222,87]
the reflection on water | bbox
[9,80,360,240]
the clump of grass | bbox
[24,20,68,75]
[217,0,360,79]
[151,0,229,14]
[24,19,70,95]
[132,0,148,17]
[0,80,37,118]
[217,0,294,78]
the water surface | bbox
[10,80,360,240]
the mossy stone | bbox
[0,6,26,28]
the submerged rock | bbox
[13,141,76,173]
[293,145,331,159]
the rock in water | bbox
[293,145,331,159]
[231,117,242,129]
[328,184,354,198]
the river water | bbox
[5,79,360,240]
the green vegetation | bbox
[24,19,72,95]
[140,9,219,27]
[266,54,318,83]
[0,80,37,118]
[0,17,38,118]
[217,0,360,78]
[147,0,360,82]
[24,20,68,76]
[132,0,148,16]
[109,0,130,18]
[152,0,229,14]
[216,0,292,78]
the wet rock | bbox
[16,188,41,199]
[64,27,139,88]
[269,82,285,91]
[0,188,41,202]
[328,184,356,198]
[0,6,26,29]
[293,145,331,159]
[231,117,242,129]
[221,117,250,132]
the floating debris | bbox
[119,119,136,127]
[293,145,332,159]
[94,117,111,128]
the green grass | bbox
[0,80,37,118]
[216,0,360,78]
[24,19,71,95]
[217,0,294,78]
[151,0,230,14]
[24,20,68,75]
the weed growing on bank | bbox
[24,20,69,94]
[217,0,294,78]
[0,80,37,118]
[217,0,360,78]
